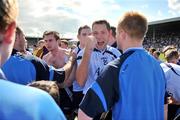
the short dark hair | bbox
[78,25,90,35]
[153,51,160,56]
[43,31,60,41]
[149,47,156,54]
[111,26,116,38]
[92,20,111,31]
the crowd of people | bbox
[0,0,180,120]
[143,32,180,50]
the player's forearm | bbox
[78,109,92,120]
[76,48,92,87]
[63,55,76,81]
[64,63,77,87]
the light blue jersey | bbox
[80,48,165,120]
[160,62,180,102]
[0,79,66,120]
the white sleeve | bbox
[77,49,84,66]
[163,63,180,102]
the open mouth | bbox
[97,42,104,46]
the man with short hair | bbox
[76,25,92,51]
[72,25,91,112]
[78,11,165,120]
[43,31,69,69]
[0,0,66,119]
[163,46,179,64]
[161,46,180,120]
[60,39,69,49]
[33,39,48,58]
[108,26,117,48]
[76,20,121,94]
[13,27,27,54]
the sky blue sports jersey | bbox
[80,48,166,120]
[0,79,66,120]
[2,52,65,85]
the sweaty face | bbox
[44,34,58,51]
[92,24,110,50]
[78,28,91,46]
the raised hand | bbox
[85,35,97,51]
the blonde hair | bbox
[117,11,148,39]
[0,0,18,32]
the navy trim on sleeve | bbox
[23,54,65,83]
[77,46,81,54]
[79,50,135,118]
[103,50,117,58]
[91,82,107,111]
[26,55,50,80]
[80,89,104,118]
[76,56,82,61]
[53,68,65,83]
[98,50,135,109]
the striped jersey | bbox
[77,45,121,94]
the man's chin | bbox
[96,45,106,50]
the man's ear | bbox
[121,30,127,40]
[4,22,16,44]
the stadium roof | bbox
[149,17,180,25]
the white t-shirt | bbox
[160,62,180,102]
[77,45,121,94]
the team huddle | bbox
[0,0,180,120]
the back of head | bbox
[117,11,148,40]
[110,26,116,38]
[163,46,179,63]
[0,0,17,32]
[0,0,18,66]
[28,80,60,106]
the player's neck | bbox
[79,44,85,49]
[122,41,143,53]
[108,38,116,46]
[51,47,59,56]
